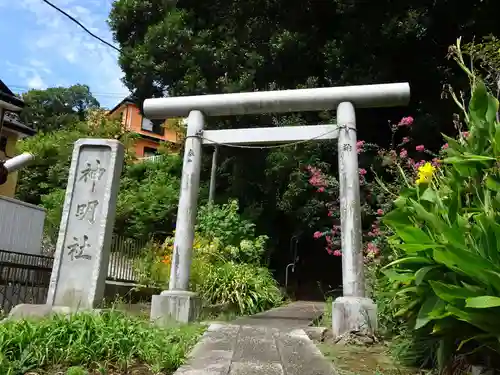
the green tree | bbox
[20,84,100,132]
[16,109,132,206]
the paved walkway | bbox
[175,301,337,375]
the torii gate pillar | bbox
[145,83,410,335]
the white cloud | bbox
[27,74,46,89]
[10,0,130,107]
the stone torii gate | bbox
[145,83,410,337]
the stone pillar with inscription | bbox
[150,110,203,324]
[45,139,124,310]
[332,102,377,338]
[7,139,124,319]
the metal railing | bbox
[107,235,148,283]
[0,235,149,313]
[0,249,53,314]
[139,155,164,163]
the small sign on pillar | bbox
[46,139,124,310]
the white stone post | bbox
[47,139,124,310]
[332,102,377,338]
[150,110,203,324]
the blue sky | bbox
[0,0,129,108]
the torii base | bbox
[332,296,377,339]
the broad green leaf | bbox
[494,124,500,154]
[390,224,434,245]
[486,175,500,192]
[415,295,443,330]
[382,208,413,227]
[447,191,460,224]
[381,269,415,282]
[485,93,499,126]
[420,188,439,203]
[444,154,495,164]
[385,256,434,269]
[433,247,500,290]
[429,281,480,303]
[465,296,500,309]
[409,199,444,230]
[442,134,465,153]
[469,80,489,127]
[392,243,438,253]
[394,298,422,317]
[447,305,500,334]
[415,265,439,286]
[463,152,496,161]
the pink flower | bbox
[327,211,333,217]
[333,250,342,257]
[442,143,449,150]
[326,248,333,255]
[462,131,469,138]
[398,116,414,127]
[359,168,367,176]
[416,145,425,152]
[399,149,408,158]
[414,160,426,169]
[366,242,380,255]
[317,187,325,193]
[313,231,322,239]
[402,136,410,143]
[376,209,384,216]
[356,140,365,153]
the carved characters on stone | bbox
[75,200,99,224]
[67,235,92,261]
[79,159,106,192]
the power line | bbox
[40,0,121,52]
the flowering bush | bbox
[133,200,282,315]
[306,113,446,263]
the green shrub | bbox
[381,39,500,371]
[133,199,283,316]
[197,261,282,315]
[0,310,204,374]
[196,200,256,247]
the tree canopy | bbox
[20,84,99,132]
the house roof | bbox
[0,80,25,111]
[2,111,36,136]
[108,95,137,115]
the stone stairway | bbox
[175,301,337,375]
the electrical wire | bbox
[40,0,121,52]
[187,126,343,149]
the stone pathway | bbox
[175,301,337,375]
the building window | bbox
[0,136,7,154]
[141,117,165,136]
[143,147,158,158]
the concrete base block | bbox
[332,296,377,338]
[6,304,73,321]
[150,290,201,325]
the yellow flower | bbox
[416,162,436,185]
